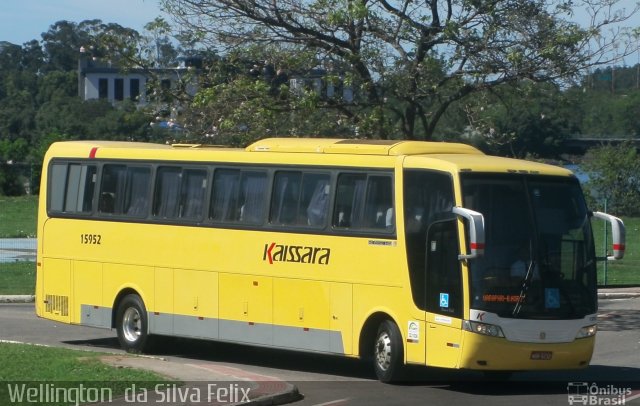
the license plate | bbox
[530,351,553,360]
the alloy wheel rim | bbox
[375,331,392,371]
[122,307,142,343]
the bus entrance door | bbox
[424,219,463,368]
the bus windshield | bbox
[461,174,597,320]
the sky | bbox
[0,0,165,45]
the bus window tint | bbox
[333,173,393,231]
[154,167,182,218]
[271,172,302,225]
[153,167,207,220]
[238,171,267,224]
[210,169,240,221]
[49,163,96,214]
[99,165,151,217]
[304,174,330,227]
[365,176,393,229]
[210,169,267,224]
[181,169,207,219]
[270,172,330,227]
[49,164,67,212]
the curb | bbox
[0,295,34,303]
[246,384,302,406]
[597,292,640,299]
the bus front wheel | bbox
[116,294,150,353]
[373,320,404,383]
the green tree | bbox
[0,71,37,142]
[162,0,638,141]
[0,138,30,195]
[41,20,91,71]
[143,17,179,68]
[582,142,640,216]
[41,19,143,72]
[453,82,581,157]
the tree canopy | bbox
[161,0,639,140]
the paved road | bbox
[1,298,639,406]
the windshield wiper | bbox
[512,260,536,317]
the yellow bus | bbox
[35,138,625,382]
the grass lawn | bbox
[0,261,35,295]
[0,342,171,405]
[0,195,38,238]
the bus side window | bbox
[364,176,393,229]
[210,169,240,222]
[99,165,125,214]
[153,167,207,220]
[181,169,207,220]
[270,172,302,225]
[333,173,366,228]
[239,171,267,224]
[306,177,330,226]
[211,169,267,224]
[99,165,150,217]
[48,163,97,214]
[270,172,331,227]
[154,167,181,218]
[123,167,151,217]
[333,173,393,231]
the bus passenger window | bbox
[210,169,240,221]
[333,174,366,228]
[270,172,302,225]
[270,172,330,227]
[99,165,150,217]
[211,169,267,224]
[153,167,207,220]
[306,178,330,226]
[333,173,393,231]
[154,167,181,218]
[181,169,207,220]
[238,172,267,224]
[48,163,97,214]
[124,168,151,217]
[364,176,393,229]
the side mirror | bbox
[592,212,626,260]
[453,207,485,260]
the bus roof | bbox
[404,154,574,177]
[45,139,573,177]
[245,138,484,156]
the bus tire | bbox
[115,294,150,353]
[373,320,404,383]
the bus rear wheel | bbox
[116,294,150,353]
[373,320,404,383]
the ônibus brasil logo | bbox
[263,242,331,265]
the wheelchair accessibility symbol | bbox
[439,293,449,308]
[545,288,560,309]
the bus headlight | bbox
[463,320,505,338]
[576,324,597,339]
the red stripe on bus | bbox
[89,147,98,158]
